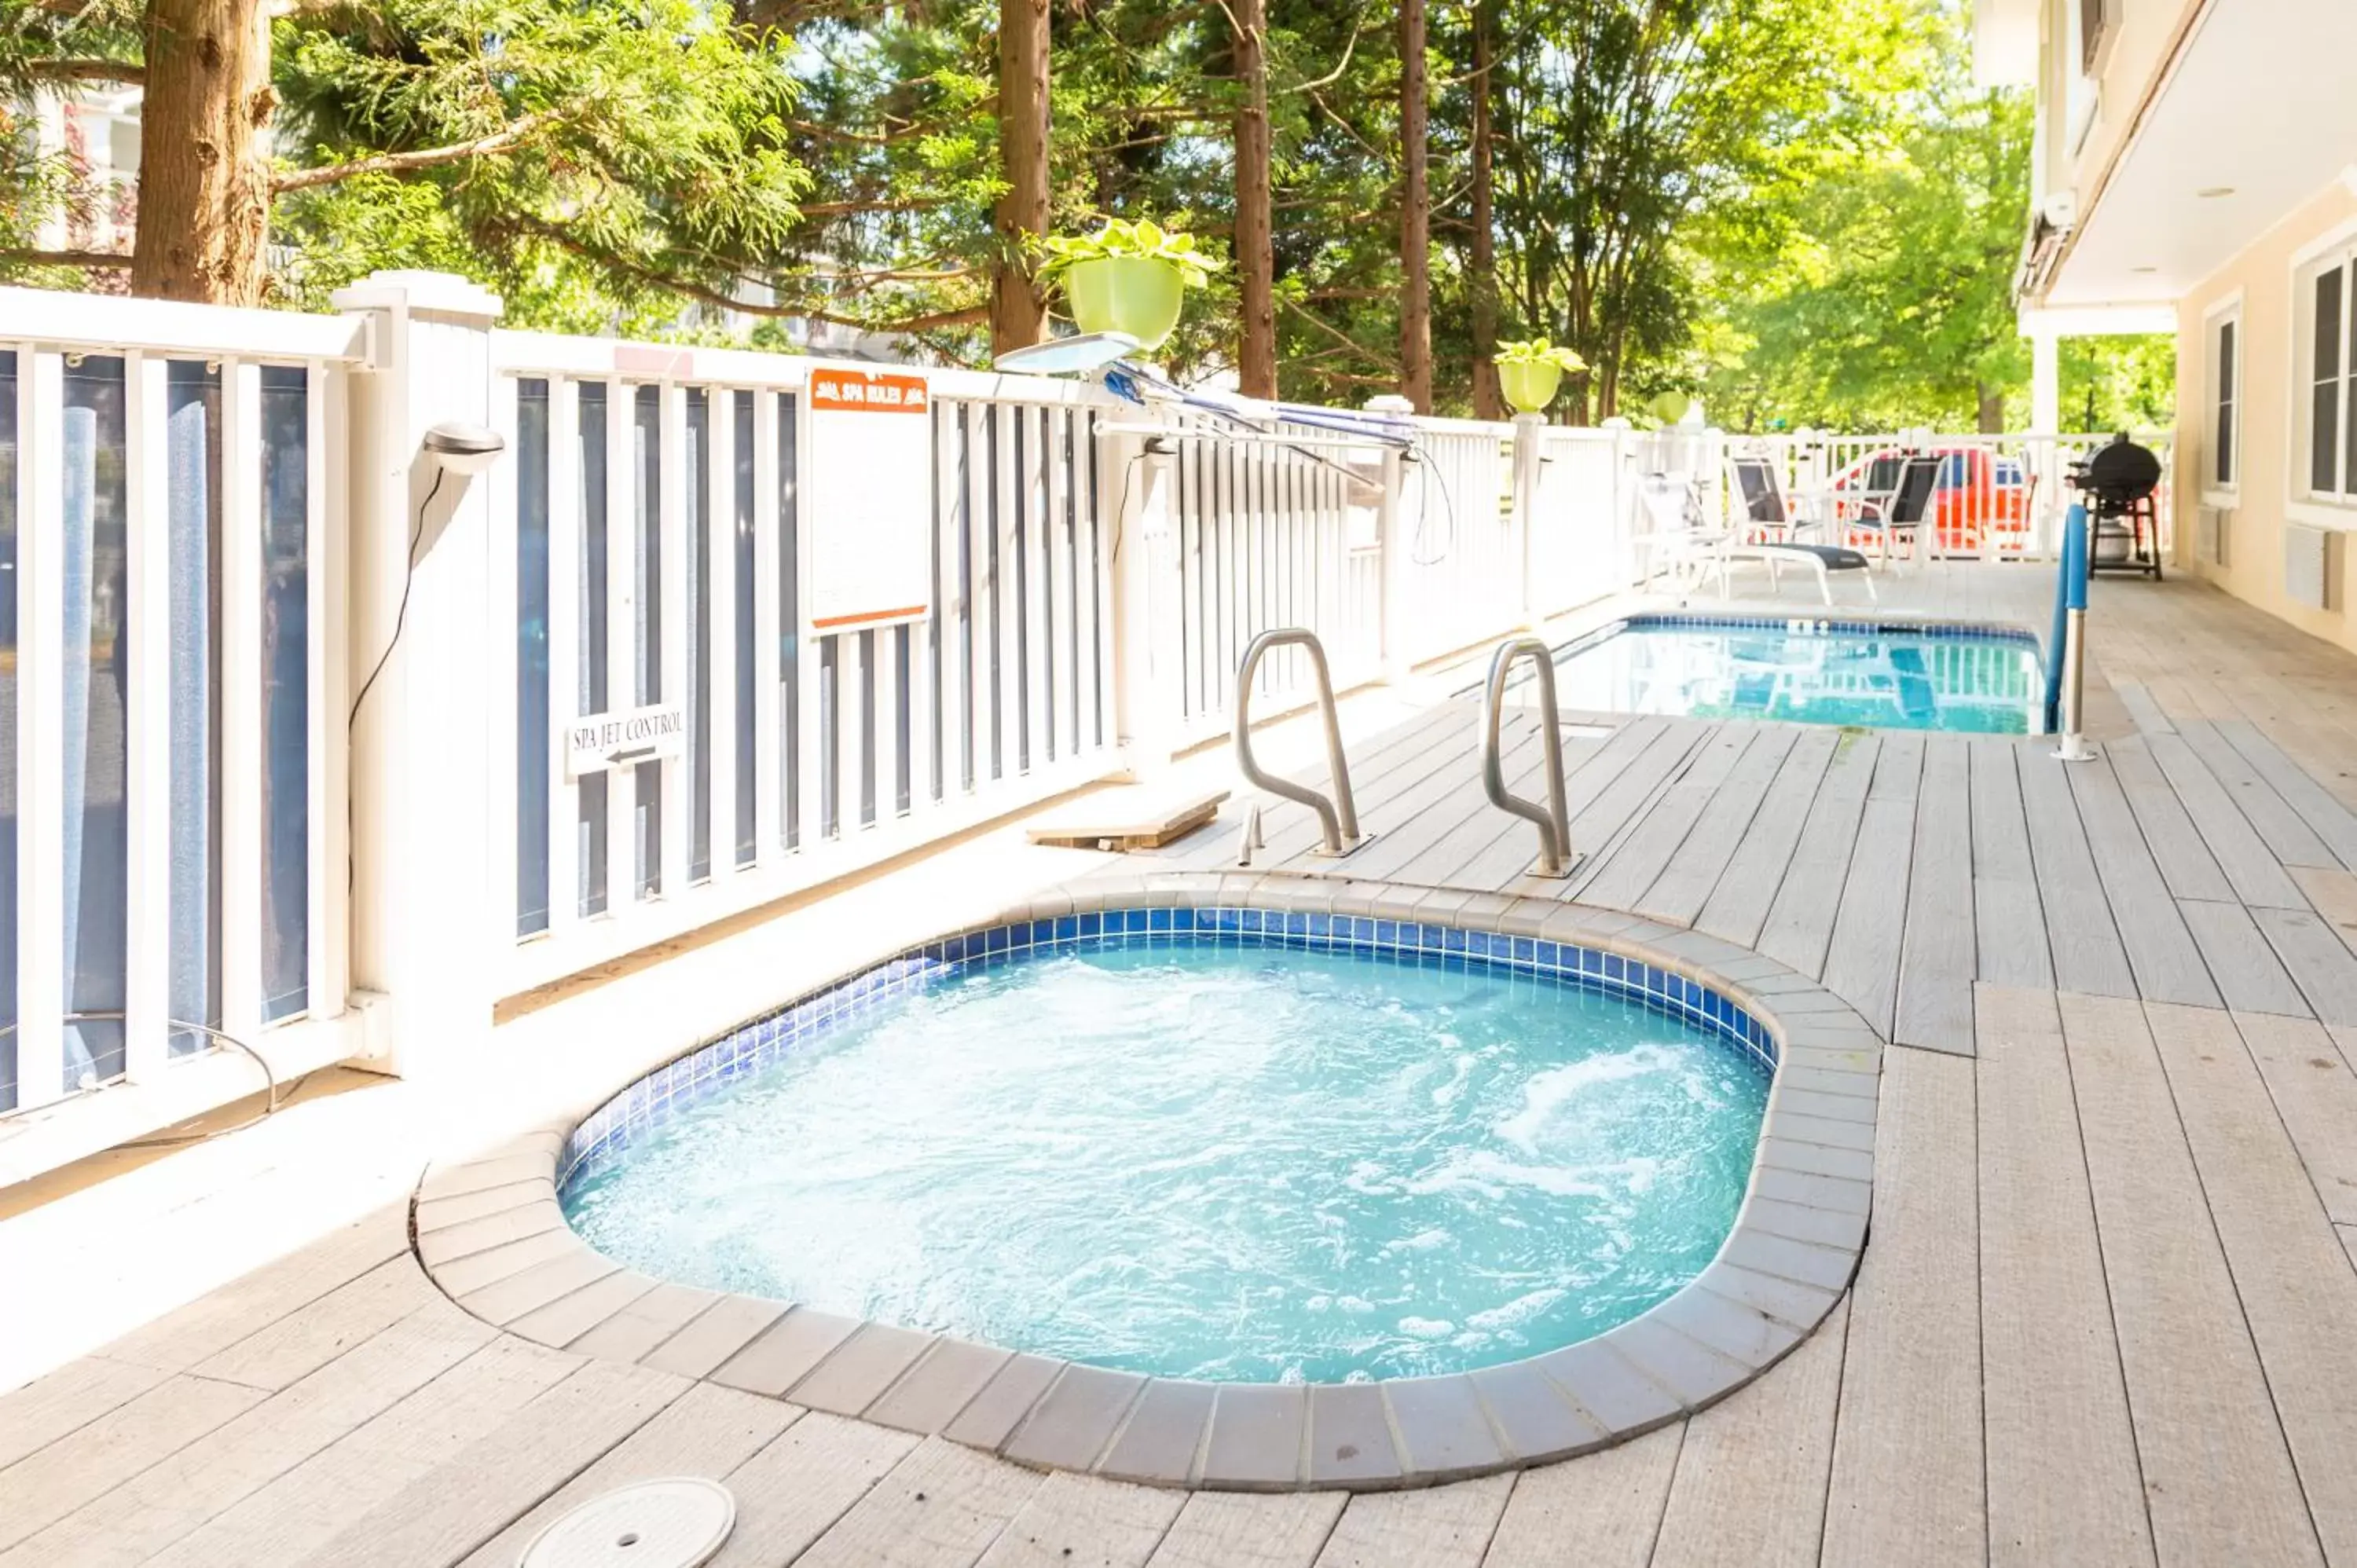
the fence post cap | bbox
[1362,394,1415,415]
[332,269,504,322]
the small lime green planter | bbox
[1498,360,1563,414]
[1063,257,1186,350]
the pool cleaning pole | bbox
[2053,503,2096,763]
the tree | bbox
[133,0,271,302]
[990,0,1049,355]
[1696,0,2045,432]
[5,0,812,317]
[1233,0,1275,397]
[1465,0,1501,419]
[1396,0,1431,412]
[1489,0,1887,420]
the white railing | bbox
[0,291,361,1128]
[1718,430,2178,561]
[1397,419,1518,665]
[486,332,1120,995]
[0,271,2189,1175]
[1163,418,1376,748]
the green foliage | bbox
[271,0,808,325]
[2062,334,2177,432]
[1035,218,1222,288]
[1495,338,1585,372]
[1695,0,2057,432]
[0,0,2114,427]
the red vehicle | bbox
[1825,446,2037,557]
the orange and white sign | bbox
[806,367,933,634]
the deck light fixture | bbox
[423,418,505,478]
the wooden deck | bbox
[9,566,2357,1566]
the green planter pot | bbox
[1498,360,1563,414]
[1063,257,1186,350]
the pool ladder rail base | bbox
[1483,636,1580,880]
[1232,628,1369,869]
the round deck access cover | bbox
[515,1478,735,1568]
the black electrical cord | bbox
[347,467,445,731]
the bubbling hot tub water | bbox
[563,934,1769,1383]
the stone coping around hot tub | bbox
[409,870,1882,1493]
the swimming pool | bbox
[560,914,1773,1385]
[1550,616,2043,735]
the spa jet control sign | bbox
[566,704,684,780]
[805,367,933,636]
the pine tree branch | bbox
[19,58,144,85]
[1,247,133,267]
[509,215,985,333]
[270,115,554,193]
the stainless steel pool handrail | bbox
[1233,628,1362,859]
[1483,637,1575,878]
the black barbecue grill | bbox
[2067,434,2164,580]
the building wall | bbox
[2033,0,2200,221]
[2174,178,2357,651]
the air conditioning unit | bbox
[2285,523,2342,611]
[2197,507,2229,567]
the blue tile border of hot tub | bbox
[1547,612,2044,671]
[555,908,1779,1196]
[412,871,1885,1493]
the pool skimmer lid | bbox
[515,1478,735,1568]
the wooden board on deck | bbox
[1028,787,1231,852]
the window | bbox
[2080,0,2111,72]
[2300,244,2357,505]
[2205,303,2239,493]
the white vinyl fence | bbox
[483,334,1117,994]
[0,293,357,1136]
[0,269,2166,1175]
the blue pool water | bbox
[1552,618,2042,735]
[564,937,1769,1383]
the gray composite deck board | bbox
[2067,755,2222,1009]
[2146,732,2311,909]
[1577,726,1761,913]
[1754,732,1879,980]
[1895,738,1976,1056]
[1819,733,1925,1040]
[1967,738,2053,991]
[45,567,2357,1567]
[1692,727,1840,949]
[2015,738,2139,999]
[1633,724,1800,929]
[2106,738,2237,903]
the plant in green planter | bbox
[1494,339,1587,414]
[1036,219,1222,351]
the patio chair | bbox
[1718,454,1878,606]
[1633,471,1728,595]
[1847,453,1942,569]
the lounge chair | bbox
[1845,453,1942,569]
[1718,455,1878,605]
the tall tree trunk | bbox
[1468,0,1502,421]
[1233,0,1275,400]
[1397,0,1431,413]
[130,0,273,304]
[1977,379,2006,433]
[991,0,1050,358]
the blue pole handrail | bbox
[2043,502,2090,733]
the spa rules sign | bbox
[806,367,933,634]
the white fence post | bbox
[1107,421,1181,779]
[333,270,504,1082]
[1366,395,1417,682]
[1512,412,1547,629]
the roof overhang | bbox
[2045,0,2357,308]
